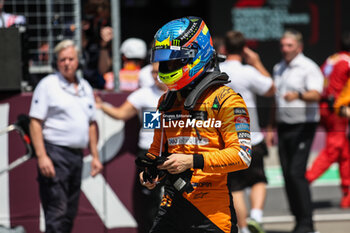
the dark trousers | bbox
[229,140,268,191]
[277,123,317,230]
[38,142,83,233]
[133,148,163,233]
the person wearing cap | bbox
[98,35,149,91]
[118,38,148,91]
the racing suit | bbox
[148,82,252,233]
[306,52,350,197]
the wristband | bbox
[298,92,303,100]
[193,154,204,169]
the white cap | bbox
[120,38,147,59]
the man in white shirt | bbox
[29,39,103,233]
[96,62,167,233]
[266,29,323,233]
[220,30,275,233]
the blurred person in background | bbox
[0,0,26,28]
[99,28,155,90]
[81,0,111,89]
[305,31,350,208]
[266,29,323,233]
[29,42,50,88]
[0,0,30,89]
[137,61,156,88]
[220,30,275,233]
[98,24,113,77]
[118,37,147,91]
[83,0,110,36]
[29,39,103,233]
[95,62,167,233]
[213,35,226,56]
[137,40,159,88]
[81,15,106,89]
[100,37,148,91]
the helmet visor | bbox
[151,48,197,62]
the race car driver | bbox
[136,16,252,233]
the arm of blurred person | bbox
[95,95,138,121]
[88,121,103,177]
[284,90,321,102]
[265,99,277,147]
[284,64,323,102]
[243,47,270,77]
[98,26,113,75]
[243,46,276,97]
[265,125,275,147]
[29,118,56,178]
[264,85,276,97]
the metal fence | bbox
[3,0,81,74]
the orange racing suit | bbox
[148,84,251,233]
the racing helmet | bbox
[151,16,215,91]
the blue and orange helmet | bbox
[151,16,215,91]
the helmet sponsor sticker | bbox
[170,45,181,50]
